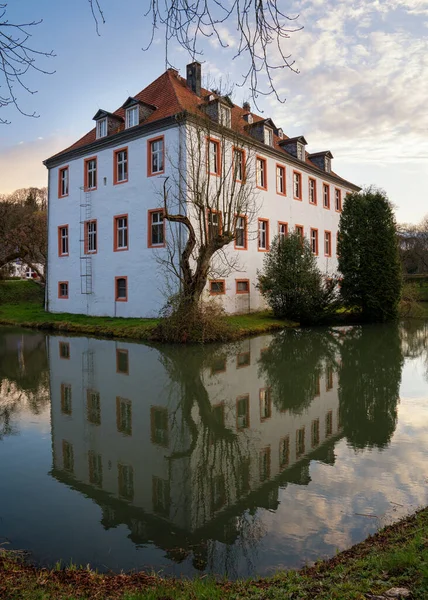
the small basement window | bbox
[236,279,249,294]
[115,277,128,301]
[209,280,225,295]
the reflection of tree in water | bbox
[399,319,428,386]
[400,319,428,359]
[0,330,50,439]
[258,328,340,414]
[339,324,403,450]
[158,343,264,577]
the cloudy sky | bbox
[1,0,427,224]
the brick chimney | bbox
[186,62,201,96]
[243,101,251,112]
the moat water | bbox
[0,322,427,578]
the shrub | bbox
[338,187,402,322]
[257,232,339,324]
[152,293,231,343]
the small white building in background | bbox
[5,259,44,280]
[44,62,360,318]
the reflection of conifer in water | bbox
[338,324,403,450]
[258,329,340,415]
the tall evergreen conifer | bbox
[338,187,402,321]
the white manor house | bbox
[44,62,360,318]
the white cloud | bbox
[265,0,428,166]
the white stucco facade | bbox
[45,66,359,318]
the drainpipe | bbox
[44,172,50,312]
[177,116,185,294]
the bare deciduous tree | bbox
[1,1,301,121]
[0,3,54,124]
[398,217,428,274]
[159,114,259,313]
[0,191,47,280]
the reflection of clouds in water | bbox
[400,359,428,399]
[256,395,428,568]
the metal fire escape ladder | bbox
[80,188,93,294]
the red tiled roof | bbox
[47,68,354,184]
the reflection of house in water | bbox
[49,334,342,563]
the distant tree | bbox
[338,187,402,322]
[257,231,339,323]
[398,217,428,274]
[0,187,47,209]
[0,198,47,280]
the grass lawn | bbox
[1,507,427,599]
[0,281,293,341]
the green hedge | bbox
[0,280,44,305]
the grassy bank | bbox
[1,507,427,599]
[0,281,293,341]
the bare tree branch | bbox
[90,1,302,111]
[0,3,55,124]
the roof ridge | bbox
[165,69,185,111]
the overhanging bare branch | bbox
[0,3,55,124]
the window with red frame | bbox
[276,165,286,195]
[59,167,69,197]
[58,281,69,298]
[233,148,245,181]
[235,215,247,249]
[207,210,222,240]
[325,231,332,256]
[58,226,69,256]
[258,219,269,250]
[278,222,288,240]
[85,158,97,190]
[148,210,164,247]
[310,229,318,255]
[256,157,267,189]
[209,280,225,294]
[114,215,128,250]
[208,138,221,175]
[114,149,128,184]
[148,137,164,175]
[335,188,342,211]
[309,178,317,204]
[323,183,330,208]
[115,277,127,301]
[293,172,302,199]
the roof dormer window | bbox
[126,106,139,129]
[325,156,331,173]
[96,118,107,139]
[219,104,231,128]
[297,143,304,161]
[278,128,283,139]
[264,127,274,147]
